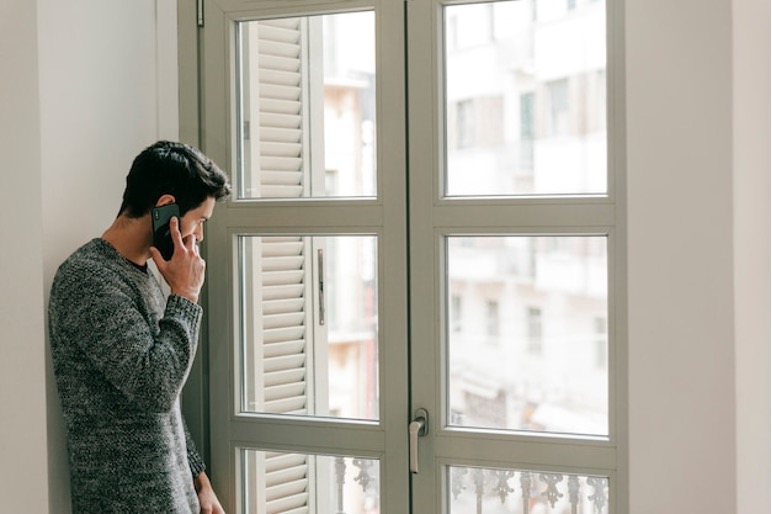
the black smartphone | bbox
[151,204,180,260]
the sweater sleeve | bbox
[184,418,207,477]
[53,266,203,413]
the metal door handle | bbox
[409,408,428,473]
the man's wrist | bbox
[171,289,199,304]
[194,471,211,492]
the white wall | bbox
[0,2,48,513]
[626,0,769,513]
[733,0,771,512]
[0,1,179,512]
[0,0,767,513]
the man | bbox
[49,141,230,513]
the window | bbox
[485,300,500,339]
[594,316,607,369]
[450,294,462,333]
[447,236,608,436]
[456,99,474,148]
[237,14,376,199]
[527,306,542,355]
[214,11,384,513]
[199,0,622,510]
[444,0,608,196]
[545,78,570,137]
[520,92,535,140]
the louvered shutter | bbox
[241,17,316,514]
[264,452,312,513]
[259,236,310,416]
[243,17,308,197]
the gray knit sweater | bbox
[49,238,205,513]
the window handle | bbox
[317,249,325,325]
[409,408,428,474]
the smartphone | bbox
[151,204,180,260]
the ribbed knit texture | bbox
[49,238,205,513]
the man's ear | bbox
[155,194,176,207]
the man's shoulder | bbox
[51,239,132,296]
[55,239,111,277]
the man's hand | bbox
[195,472,226,514]
[150,217,206,303]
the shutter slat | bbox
[267,478,308,500]
[263,284,305,301]
[266,452,307,468]
[263,368,305,387]
[261,171,303,186]
[267,493,309,513]
[265,451,306,464]
[259,98,301,114]
[261,84,301,101]
[258,68,302,86]
[264,312,306,329]
[261,126,302,143]
[264,340,305,357]
[258,22,301,43]
[262,236,302,244]
[264,353,305,371]
[264,327,305,345]
[263,242,303,257]
[263,298,306,315]
[261,156,303,172]
[262,255,304,271]
[266,464,308,486]
[260,112,301,129]
[259,18,300,29]
[260,53,300,73]
[266,396,308,413]
[263,270,304,286]
[261,141,303,157]
[257,39,300,59]
[264,382,306,401]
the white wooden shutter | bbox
[242,17,314,514]
[265,452,310,513]
[244,17,309,198]
[260,236,309,416]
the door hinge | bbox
[197,0,204,27]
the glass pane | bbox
[447,236,608,436]
[236,12,376,199]
[239,235,379,420]
[448,465,609,514]
[444,0,607,196]
[241,449,380,514]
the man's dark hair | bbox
[118,140,231,218]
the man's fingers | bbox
[148,246,166,268]
[170,216,185,251]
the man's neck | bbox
[101,214,153,266]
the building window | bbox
[457,99,475,148]
[546,78,570,137]
[527,306,542,354]
[594,316,607,368]
[451,294,463,333]
[520,92,535,140]
[486,300,500,340]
